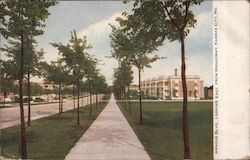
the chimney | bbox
[174,69,178,76]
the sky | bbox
[1,1,213,86]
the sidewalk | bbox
[65,94,151,160]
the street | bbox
[0,95,101,129]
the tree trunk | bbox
[121,92,123,105]
[95,93,98,112]
[138,69,143,125]
[180,34,191,159]
[87,92,89,105]
[73,84,75,109]
[128,85,132,114]
[20,31,28,159]
[61,87,63,113]
[81,92,83,107]
[124,90,127,111]
[58,82,61,115]
[77,75,80,126]
[3,93,5,107]
[89,82,92,116]
[27,70,31,126]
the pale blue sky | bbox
[1,1,213,86]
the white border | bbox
[213,1,250,159]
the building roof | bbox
[208,85,213,89]
[142,75,200,83]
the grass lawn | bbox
[0,101,108,159]
[119,101,213,160]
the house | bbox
[141,69,204,100]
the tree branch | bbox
[131,54,140,69]
[182,1,190,31]
[161,1,180,31]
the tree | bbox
[113,61,133,114]
[83,56,100,116]
[0,60,19,97]
[23,83,45,97]
[51,30,92,125]
[110,14,163,124]
[113,74,124,100]
[0,58,19,95]
[91,73,108,112]
[69,73,77,110]
[122,0,203,158]
[1,40,46,126]
[25,49,45,126]
[0,1,56,158]
[44,60,70,114]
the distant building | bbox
[141,69,204,100]
[207,85,213,99]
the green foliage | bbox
[0,70,18,94]
[91,74,108,94]
[113,61,133,98]
[0,0,56,99]
[23,83,45,96]
[0,59,18,83]
[1,40,46,79]
[51,30,92,81]
[0,0,57,90]
[43,61,70,86]
[0,0,57,95]
[130,0,203,41]
[84,56,99,80]
[51,29,108,94]
[110,24,160,70]
[0,0,57,40]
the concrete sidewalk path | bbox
[65,94,151,160]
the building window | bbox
[189,91,192,97]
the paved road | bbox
[0,95,101,129]
[65,94,151,160]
